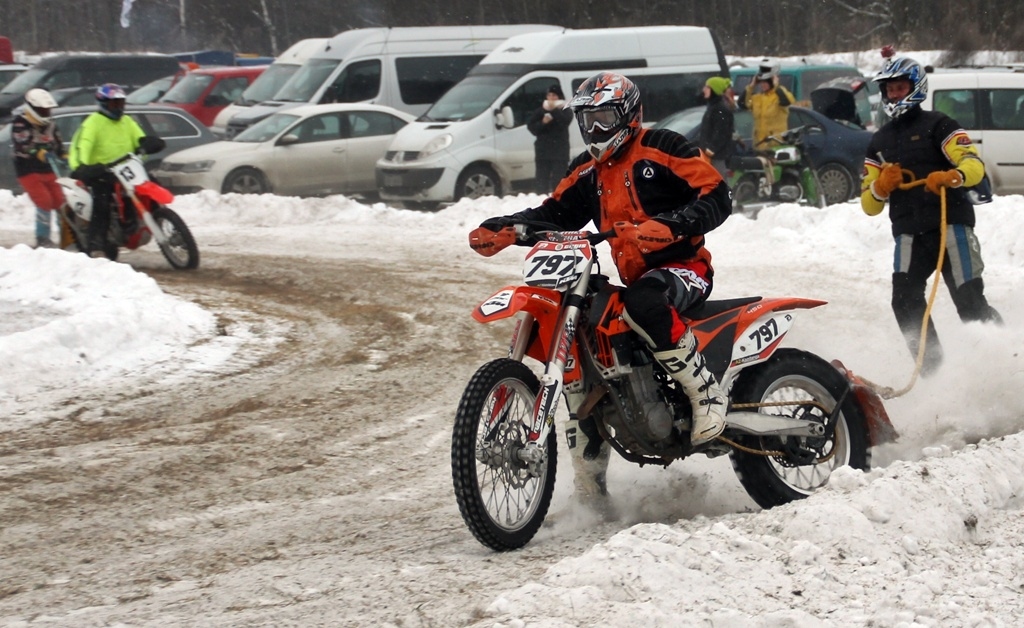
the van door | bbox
[494,76,560,192]
[978,83,1024,195]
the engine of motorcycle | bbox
[598,364,675,449]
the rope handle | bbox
[858,168,947,399]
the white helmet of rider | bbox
[755,58,781,82]
[23,88,58,126]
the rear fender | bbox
[692,297,827,381]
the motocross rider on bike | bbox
[471,72,733,505]
[68,83,165,257]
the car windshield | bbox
[233,112,299,142]
[127,77,173,104]
[160,73,214,104]
[238,64,299,105]
[1,66,48,94]
[420,74,517,122]
[273,59,340,102]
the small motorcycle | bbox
[454,222,896,551]
[728,125,826,212]
[53,153,200,270]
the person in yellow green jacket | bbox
[861,56,1001,377]
[738,59,795,150]
[69,83,164,256]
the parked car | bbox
[655,104,872,204]
[0,53,181,121]
[922,66,1024,195]
[0,63,28,90]
[153,103,414,198]
[127,73,184,105]
[158,65,266,126]
[0,104,216,191]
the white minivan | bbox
[922,66,1024,195]
[223,25,560,139]
[375,26,728,208]
[210,38,327,138]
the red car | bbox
[158,65,265,126]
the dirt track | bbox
[0,245,634,626]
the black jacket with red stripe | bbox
[514,128,732,284]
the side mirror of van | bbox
[494,105,514,129]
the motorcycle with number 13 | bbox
[453,220,897,551]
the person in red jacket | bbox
[10,88,64,248]
[470,72,733,507]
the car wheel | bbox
[455,165,502,201]
[816,163,855,205]
[222,168,269,194]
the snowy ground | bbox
[2,181,1023,625]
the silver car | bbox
[153,103,414,198]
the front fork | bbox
[516,272,591,468]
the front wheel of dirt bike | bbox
[152,206,199,270]
[451,358,556,551]
[728,348,869,509]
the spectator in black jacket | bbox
[527,84,573,194]
[11,89,65,248]
[697,76,736,177]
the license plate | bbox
[383,174,403,187]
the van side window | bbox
[985,89,1024,130]
[632,74,710,124]
[500,77,557,129]
[933,90,977,129]
[324,60,381,104]
[395,55,484,106]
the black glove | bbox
[72,164,108,181]
[479,216,516,232]
[138,136,166,155]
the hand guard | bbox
[138,136,166,155]
[924,169,964,195]
[469,226,516,257]
[614,219,679,254]
[479,216,515,232]
[871,163,904,199]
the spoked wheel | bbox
[451,358,556,551]
[733,176,759,204]
[152,206,200,269]
[728,348,869,509]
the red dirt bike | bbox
[53,153,200,269]
[453,221,896,551]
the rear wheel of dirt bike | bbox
[152,206,200,270]
[728,348,869,509]
[451,358,556,551]
[733,176,759,204]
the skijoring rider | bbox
[860,56,1001,376]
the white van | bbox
[375,26,727,207]
[223,25,560,139]
[922,66,1024,195]
[210,38,327,138]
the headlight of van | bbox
[180,160,215,173]
[418,134,453,159]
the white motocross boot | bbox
[652,330,727,447]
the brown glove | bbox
[924,169,964,195]
[872,163,904,199]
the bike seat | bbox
[685,296,763,321]
[729,156,769,171]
